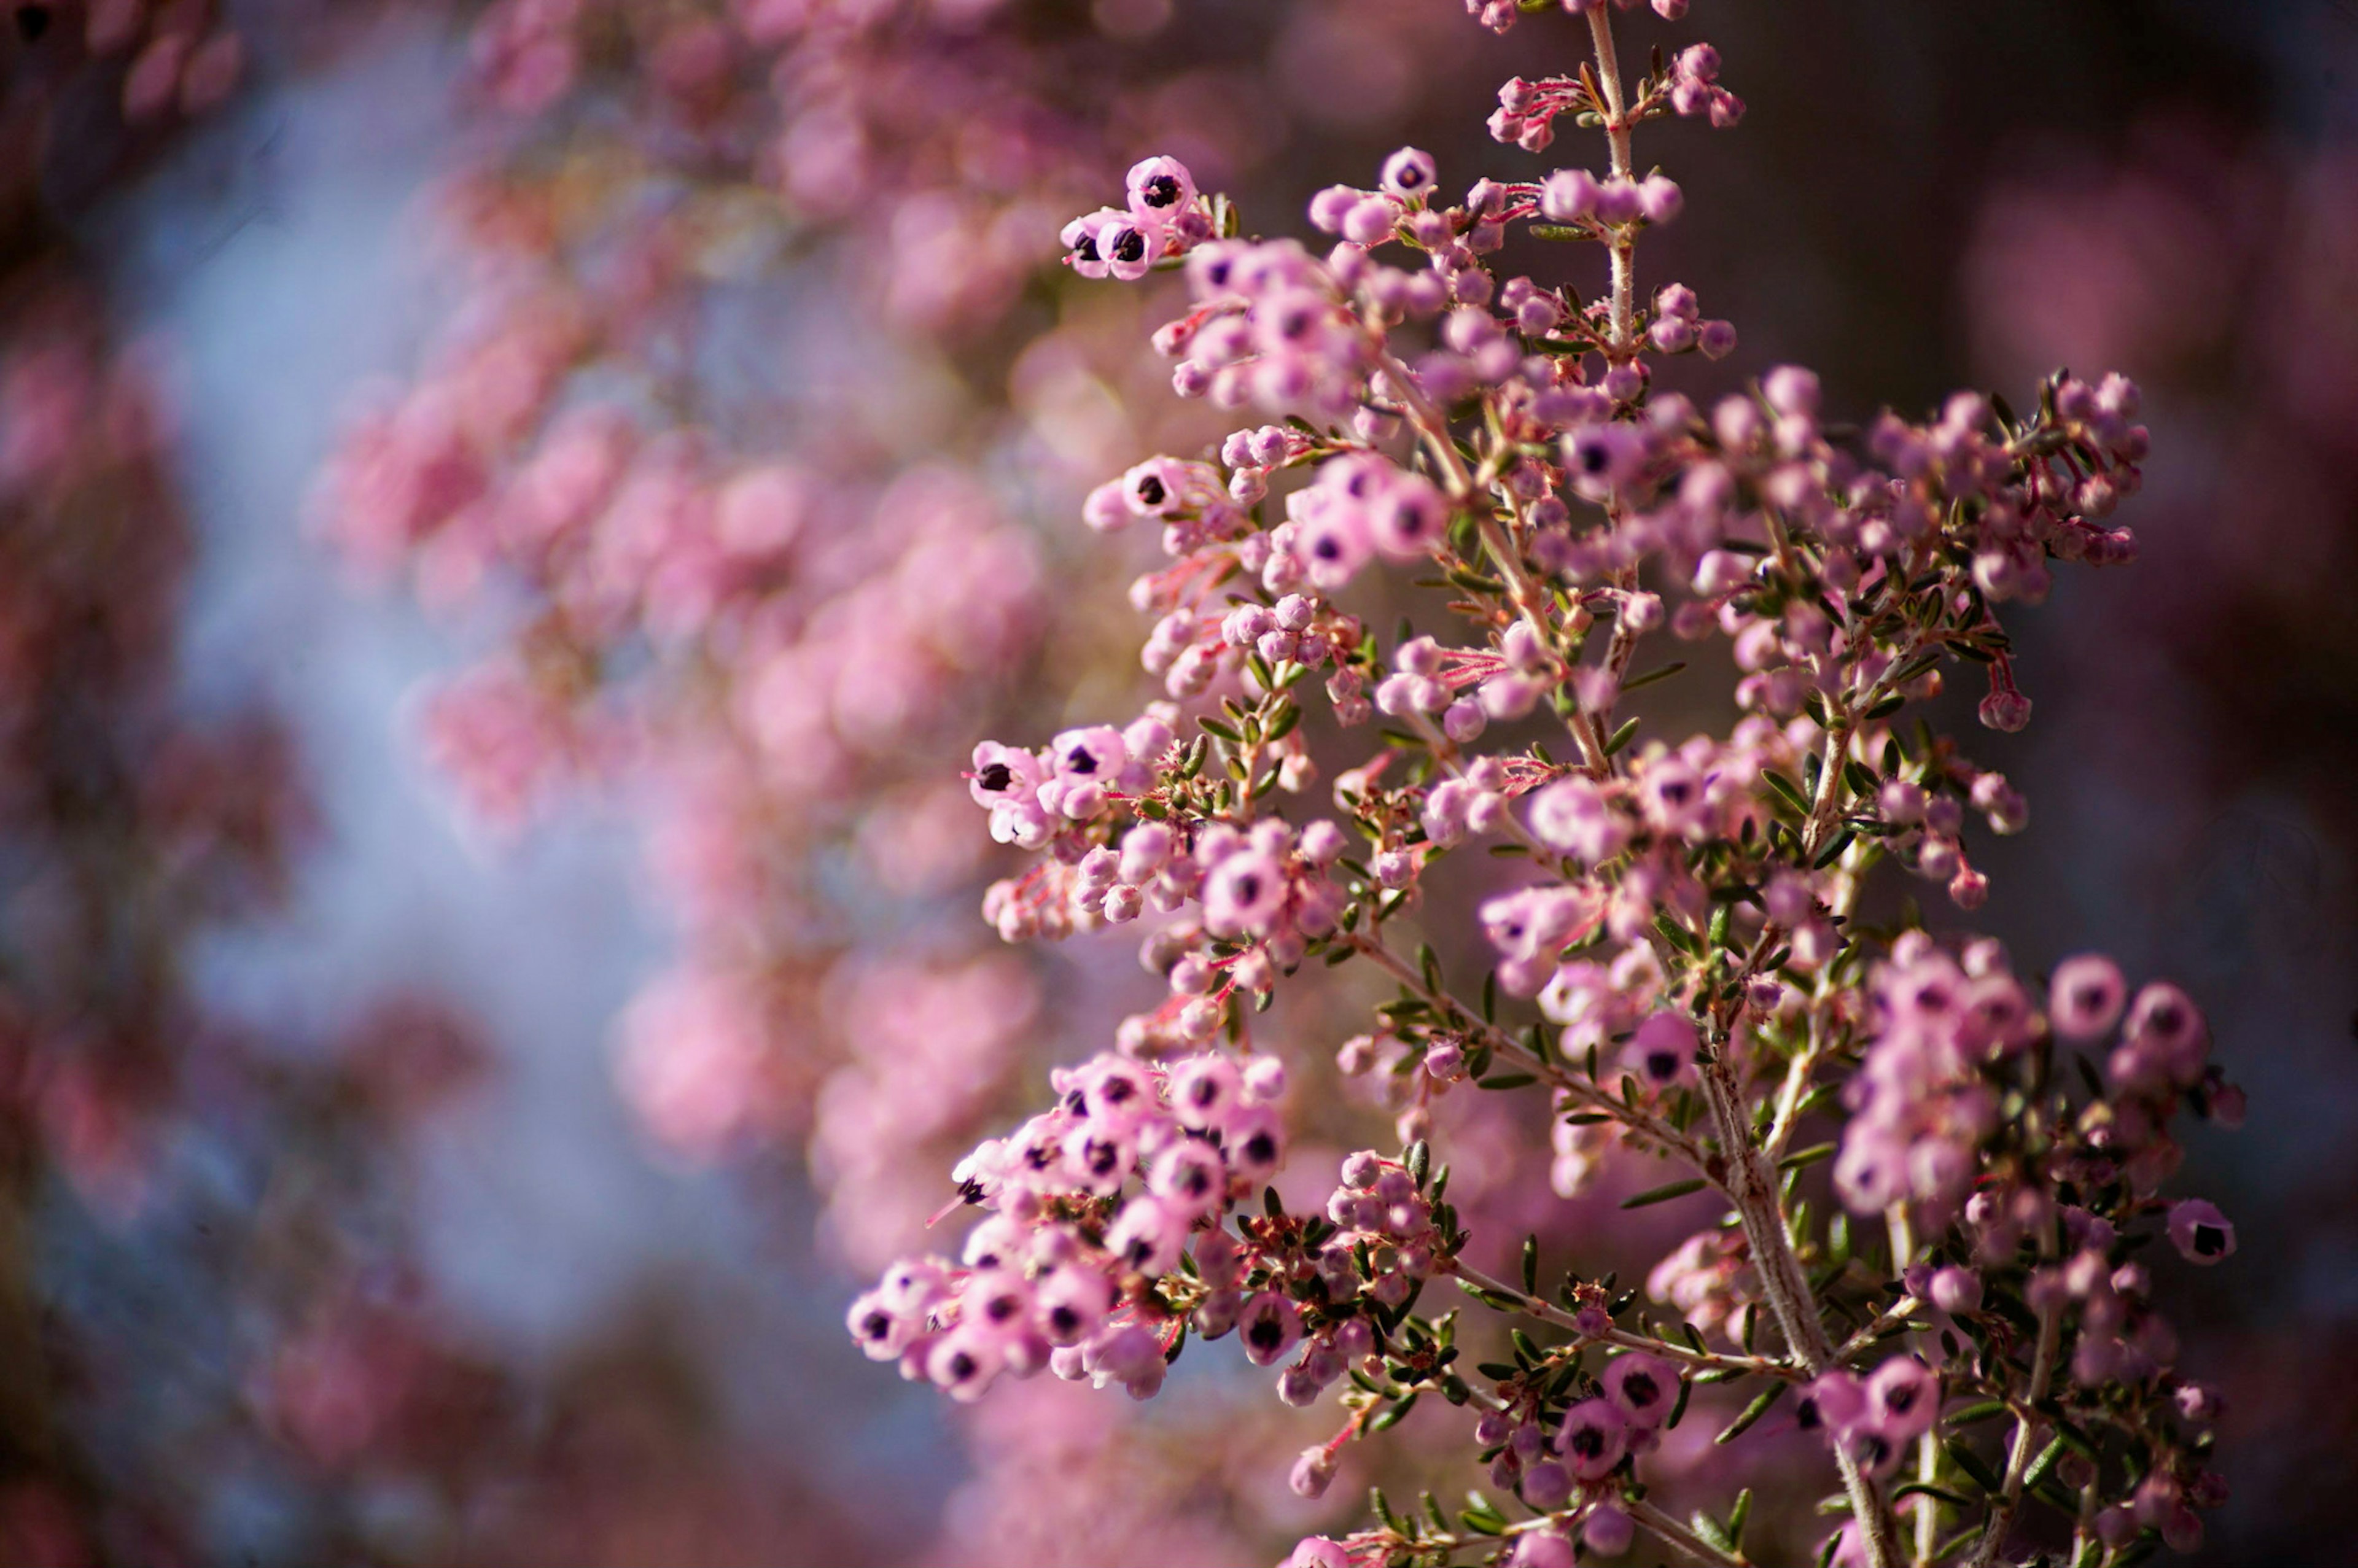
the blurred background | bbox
[0,0,2351,1563]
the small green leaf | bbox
[2022,1433,2069,1494]
[1715,1380,1787,1444]
[1691,1510,1737,1553]
[1945,1439,2004,1495]
[1665,1375,1694,1430]
[1945,1400,2009,1428]
[1621,660,1688,693]
[1891,1482,1975,1508]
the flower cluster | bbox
[847,1047,1289,1405]
[1062,157,1218,282]
[860,3,2245,1566]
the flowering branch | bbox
[850,4,2241,1566]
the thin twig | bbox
[1583,7,1638,354]
[1452,1261,1802,1382]
[1967,1287,2063,1568]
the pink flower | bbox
[1238,1292,1302,1366]
[2168,1200,2235,1265]
[1557,1397,1629,1479]
[1202,850,1287,938]
[1603,1351,1677,1427]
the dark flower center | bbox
[1142,174,1182,208]
[2193,1223,2227,1256]
[978,761,1014,792]
[1111,228,1147,263]
[1135,473,1166,505]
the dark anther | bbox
[14,5,50,42]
